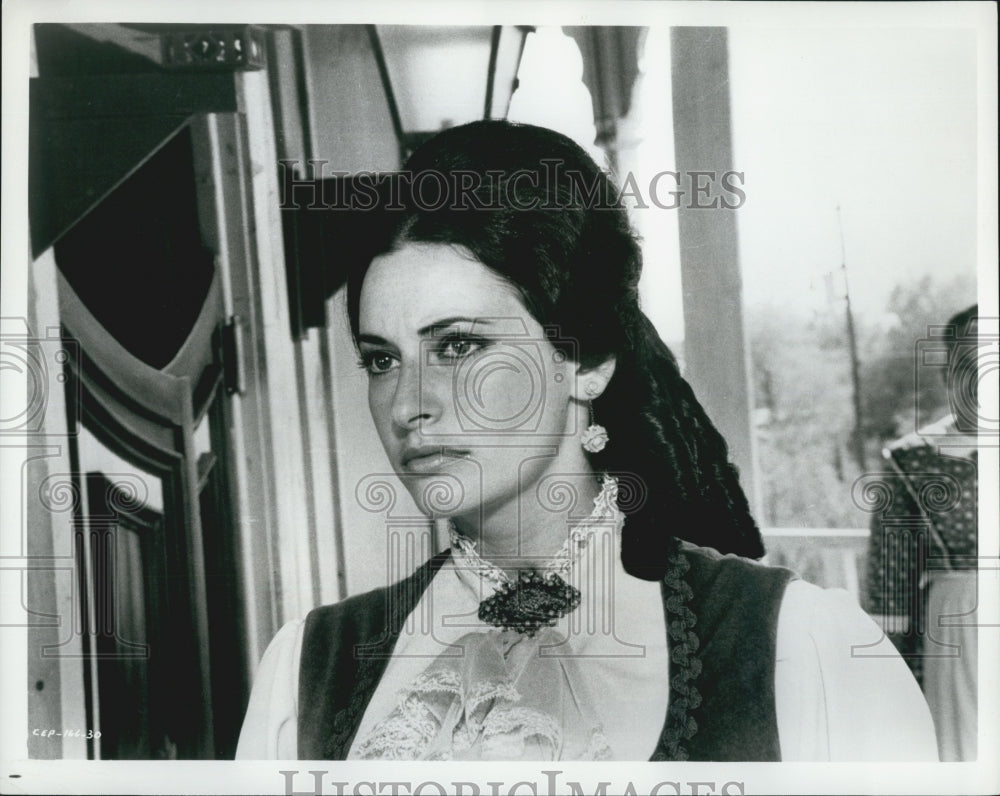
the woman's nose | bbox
[390,360,442,431]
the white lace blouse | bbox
[236,537,938,761]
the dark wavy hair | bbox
[346,119,764,579]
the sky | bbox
[728,25,979,322]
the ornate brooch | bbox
[477,570,582,637]
[450,475,621,637]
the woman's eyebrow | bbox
[417,316,494,337]
[357,333,391,346]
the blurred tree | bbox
[859,273,975,443]
[749,305,862,528]
[747,272,974,529]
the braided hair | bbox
[346,119,764,580]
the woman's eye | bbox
[436,336,486,361]
[360,352,398,375]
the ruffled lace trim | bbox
[410,669,461,692]
[352,615,621,761]
[466,678,520,717]
[351,693,437,759]
[480,706,562,758]
[355,672,609,760]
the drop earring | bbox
[581,382,609,453]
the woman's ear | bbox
[572,355,617,401]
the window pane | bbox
[730,26,977,529]
[53,126,215,369]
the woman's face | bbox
[358,242,585,521]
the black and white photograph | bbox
[1,1,997,794]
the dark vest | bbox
[297,544,794,761]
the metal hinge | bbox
[220,315,245,396]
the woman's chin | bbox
[400,475,479,520]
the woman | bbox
[236,120,937,761]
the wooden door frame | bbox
[59,268,219,758]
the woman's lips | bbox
[401,447,471,474]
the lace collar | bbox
[447,474,623,599]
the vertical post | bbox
[670,27,760,516]
[838,206,867,471]
[23,250,89,759]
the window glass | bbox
[54,126,215,369]
[729,27,977,528]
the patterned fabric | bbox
[863,415,978,686]
[887,446,977,562]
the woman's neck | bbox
[450,472,603,578]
